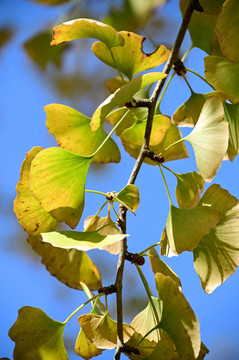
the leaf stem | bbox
[183,74,194,93]
[155,72,176,113]
[64,294,102,324]
[158,165,172,205]
[85,189,108,197]
[84,200,109,231]
[109,48,126,84]
[161,163,178,177]
[160,137,184,155]
[181,44,193,61]
[185,67,214,89]
[139,241,161,255]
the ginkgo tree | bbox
[9,0,239,359]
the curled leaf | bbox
[175,171,205,209]
[224,102,239,161]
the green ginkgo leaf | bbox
[163,204,221,255]
[155,273,201,359]
[184,96,228,182]
[114,184,140,212]
[45,104,120,163]
[90,72,167,131]
[204,56,239,103]
[51,18,124,48]
[224,102,239,161]
[148,248,181,289]
[28,236,102,290]
[175,171,205,209]
[30,147,92,229]
[216,0,239,62]
[9,306,67,360]
[194,184,239,293]
[14,147,57,235]
[78,313,134,349]
[42,230,128,252]
[92,31,169,79]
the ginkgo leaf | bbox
[45,104,120,163]
[9,306,67,360]
[184,96,229,182]
[80,282,106,316]
[78,313,134,349]
[28,236,102,290]
[216,0,239,62]
[92,31,169,79]
[163,204,221,255]
[84,214,121,255]
[75,328,104,360]
[204,56,239,103]
[42,230,128,252]
[223,102,239,161]
[172,91,227,127]
[90,72,167,131]
[30,147,92,229]
[175,171,205,208]
[51,18,124,48]
[155,273,201,359]
[14,147,57,235]
[194,184,239,293]
[148,248,181,289]
[114,184,140,211]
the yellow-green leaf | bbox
[78,313,134,349]
[42,230,128,252]
[224,102,239,161]
[28,236,102,290]
[184,96,228,182]
[14,147,57,235]
[45,104,120,163]
[51,18,124,48]
[204,56,239,103]
[127,335,174,360]
[194,184,239,293]
[75,328,103,359]
[163,204,221,255]
[92,31,169,79]
[175,171,205,208]
[9,306,67,360]
[115,184,140,211]
[90,72,167,131]
[30,147,92,228]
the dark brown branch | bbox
[114,2,199,358]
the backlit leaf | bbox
[155,273,201,359]
[223,102,239,161]
[163,204,221,255]
[194,184,239,293]
[30,147,92,228]
[9,306,67,360]
[45,104,120,163]
[78,313,134,349]
[115,184,140,211]
[42,230,128,252]
[127,336,174,360]
[28,236,102,290]
[92,31,169,79]
[184,96,228,182]
[216,0,239,62]
[14,147,57,235]
[204,56,239,103]
[175,171,204,208]
[105,77,126,93]
[75,328,103,359]
[90,72,167,131]
[51,18,124,48]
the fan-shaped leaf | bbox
[184,96,228,182]
[30,147,92,228]
[194,184,239,293]
[224,102,239,161]
[115,184,140,211]
[9,306,67,360]
[28,236,102,290]
[14,147,57,235]
[92,31,169,79]
[75,328,104,359]
[175,171,204,209]
[51,18,124,48]
[127,335,174,360]
[45,104,120,163]
[90,72,167,131]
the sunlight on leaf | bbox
[175,171,204,209]
[194,184,239,293]
[30,147,92,228]
[45,104,120,163]
[14,147,57,235]
[204,56,239,103]
[28,236,102,290]
[184,96,228,182]
[75,329,104,359]
[42,230,128,253]
[92,31,169,79]
[78,313,134,349]
[127,335,174,360]
[91,72,167,131]
[9,306,67,360]
[115,184,140,211]
[223,102,239,161]
[51,18,124,48]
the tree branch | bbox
[114,1,199,358]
